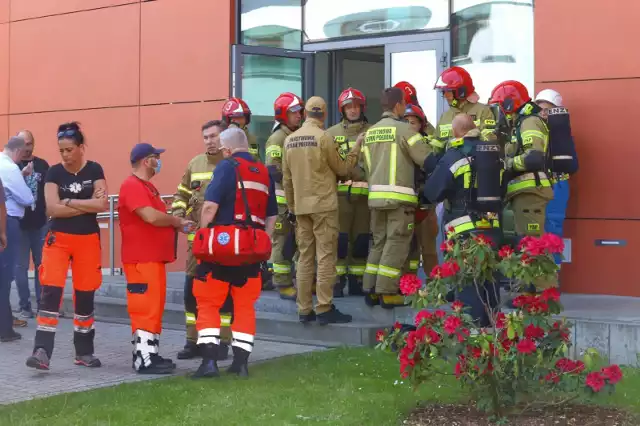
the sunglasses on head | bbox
[57,129,77,139]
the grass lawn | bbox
[2,347,640,426]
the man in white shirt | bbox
[0,136,35,332]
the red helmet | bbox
[488,80,531,114]
[338,87,366,113]
[222,97,251,125]
[434,66,475,99]
[404,104,426,123]
[394,81,418,106]
[273,92,304,126]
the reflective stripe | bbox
[337,181,369,195]
[178,184,193,195]
[429,139,445,149]
[232,341,254,353]
[172,200,187,210]
[232,331,255,352]
[507,172,551,194]
[378,265,401,278]
[187,233,195,242]
[409,260,419,271]
[273,264,291,274]
[365,263,379,275]
[275,189,287,205]
[192,172,213,181]
[185,312,196,324]
[220,314,232,327]
[389,143,397,185]
[239,181,269,194]
[197,327,220,345]
[235,213,266,225]
[74,313,95,333]
[445,215,500,237]
[369,184,418,204]
[363,146,372,171]
[232,331,254,343]
[407,134,423,147]
[336,265,347,275]
[234,228,240,255]
[520,130,548,151]
[552,155,573,160]
[348,265,365,276]
[449,158,470,176]
[266,145,282,158]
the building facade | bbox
[0,0,636,296]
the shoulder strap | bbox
[231,158,255,227]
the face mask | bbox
[154,159,162,175]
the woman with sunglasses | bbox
[26,122,108,371]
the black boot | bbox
[218,342,230,360]
[192,343,220,379]
[227,346,250,377]
[177,341,199,360]
[333,276,347,298]
[347,275,364,296]
[317,305,353,325]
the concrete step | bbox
[59,293,383,348]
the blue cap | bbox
[130,143,165,164]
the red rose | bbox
[498,245,515,258]
[524,324,545,340]
[434,310,447,319]
[440,240,454,253]
[501,338,514,353]
[399,274,422,296]
[393,321,402,330]
[585,372,606,392]
[512,295,531,308]
[414,310,434,326]
[429,265,442,279]
[470,346,483,359]
[494,312,507,328]
[440,261,460,278]
[602,365,623,384]
[443,316,462,335]
[456,328,470,343]
[473,234,493,246]
[540,233,565,254]
[452,301,464,312]
[424,327,441,344]
[454,361,464,378]
[541,287,561,302]
[520,253,532,265]
[573,360,586,373]
[376,330,385,342]
[516,338,537,354]
[545,371,560,383]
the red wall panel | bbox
[561,219,640,297]
[10,0,138,21]
[535,0,640,82]
[140,0,231,105]
[9,4,140,113]
[0,0,9,23]
[0,23,8,115]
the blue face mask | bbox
[154,159,162,175]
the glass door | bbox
[385,34,449,129]
[232,45,315,159]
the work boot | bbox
[218,342,230,360]
[347,275,365,296]
[26,348,50,370]
[0,330,21,343]
[379,294,408,310]
[317,305,352,325]
[136,354,176,375]
[364,291,380,307]
[192,343,220,379]
[299,311,316,323]
[278,286,297,301]
[333,276,347,298]
[74,355,102,368]
[177,341,200,360]
[227,346,250,377]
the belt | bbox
[507,172,551,194]
[444,214,500,238]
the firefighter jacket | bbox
[504,105,553,201]
[265,124,294,206]
[326,120,370,200]
[416,126,436,208]
[282,118,360,215]
[424,129,501,238]
[432,100,496,152]
[363,112,433,209]
[171,152,224,241]
[243,127,261,162]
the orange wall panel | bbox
[535,0,640,82]
[561,220,640,297]
[140,0,231,105]
[0,23,8,115]
[0,0,8,23]
[9,4,140,114]
[0,115,7,142]
[535,80,640,220]
[10,0,138,21]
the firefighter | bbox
[403,103,439,277]
[171,120,233,361]
[222,97,261,161]
[424,114,503,326]
[488,80,556,291]
[326,88,370,297]
[281,96,363,324]
[394,81,419,106]
[362,88,433,309]
[265,93,304,301]
[433,66,497,152]
[192,127,278,378]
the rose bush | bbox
[376,232,622,419]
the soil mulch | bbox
[404,404,634,425]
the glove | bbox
[504,157,514,170]
[286,211,296,225]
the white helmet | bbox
[535,89,563,107]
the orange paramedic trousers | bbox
[193,273,261,353]
[124,262,167,334]
[34,232,102,358]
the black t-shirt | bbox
[46,161,105,235]
[18,157,50,230]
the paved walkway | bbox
[0,319,325,405]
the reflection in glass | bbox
[241,0,302,49]
[241,54,303,158]
[304,0,449,42]
[452,0,534,102]
[391,50,438,127]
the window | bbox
[304,0,449,42]
[451,0,534,102]
[241,0,302,49]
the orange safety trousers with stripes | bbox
[123,262,167,334]
[193,273,261,353]
[34,232,102,358]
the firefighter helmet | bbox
[488,80,531,114]
[404,104,426,123]
[434,66,475,100]
[274,92,304,126]
[535,88,563,107]
[394,81,418,106]
[222,97,252,125]
[338,87,366,112]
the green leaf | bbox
[507,325,515,340]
